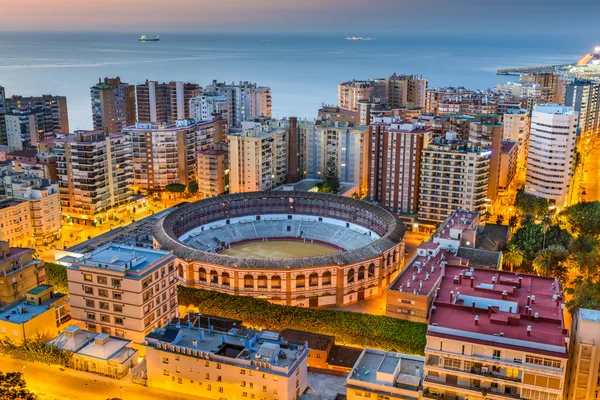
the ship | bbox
[139,35,160,42]
[346,36,376,41]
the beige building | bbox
[566,308,600,400]
[498,141,518,193]
[502,109,530,168]
[0,199,32,247]
[61,244,178,343]
[419,133,490,225]
[197,149,228,199]
[387,74,427,109]
[143,323,309,400]
[346,348,424,400]
[468,115,503,201]
[56,130,134,225]
[135,80,202,124]
[338,79,387,112]
[124,120,200,194]
[6,94,69,133]
[425,87,470,115]
[91,77,136,134]
[0,243,45,305]
[521,72,570,104]
[3,174,61,245]
[228,119,288,193]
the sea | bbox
[0,31,592,130]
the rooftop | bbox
[533,104,576,116]
[279,329,334,351]
[0,292,65,324]
[63,244,173,274]
[428,264,568,356]
[433,210,478,242]
[502,140,518,153]
[327,345,363,369]
[49,326,135,363]
[348,348,423,390]
[579,309,600,323]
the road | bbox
[1,355,205,400]
[326,231,427,315]
[580,140,600,203]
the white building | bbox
[502,109,530,168]
[189,94,230,125]
[5,107,54,151]
[524,104,578,209]
[228,119,288,193]
[60,244,178,343]
[204,81,272,128]
[566,309,600,400]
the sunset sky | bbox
[0,0,598,34]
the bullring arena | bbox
[153,191,405,307]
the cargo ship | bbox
[139,35,159,42]
[346,36,376,41]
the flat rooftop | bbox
[429,264,568,356]
[0,293,65,324]
[349,348,423,389]
[67,244,172,273]
[434,210,478,241]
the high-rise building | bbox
[338,79,387,112]
[468,115,503,201]
[3,173,61,245]
[63,244,178,342]
[502,108,530,168]
[298,119,367,190]
[135,80,202,123]
[423,266,568,400]
[6,94,69,133]
[0,199,32,247]
[566,308,600,400]
[498,140,518,193]
[0,86,6,145]
[521,72,571,104]
[228,119,288,193]
[565,80,600,142]
[366,118,430,214]
[524,104,578,209]
[189,93,231,125]
[197,148,228,199]
[0,242,45,305]
[90,77,136,134]
[204,80,272,128]
[387,74,428,109]
[5,107,55,151]
[419,133,490,225]
[425,87,470,115]
[317,105,360,125]
[56,130,134,225]
[124,120,200,193]
[496,82,551,107]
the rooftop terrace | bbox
[64,244,173,274]
[347,348,423,391]
[0,291,66,324]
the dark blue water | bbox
[0,32,591,130]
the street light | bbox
[120,385,123,399]
[21,365,25,379]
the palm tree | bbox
[508,215,519,231]
[503,244,524,272]
[541,214,552,250]
[533,245,568,280]
[533,251,553,276]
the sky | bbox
[0,0,599,35]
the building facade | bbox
[189,93,231,125]
[136,80,202,124]
[204,81,272,128]
[6,94,69,133]
[367,119,430,214]
[502,109,530,168]
[0,243,45,305]
[419,133,490,225]
[0,199,32,247]
[56,130,134,225]
[338,79,386,112]
[62,244,178,343]
[228,119,288,193]
[498,140,518,193]
[197,149,228,199]
[5,107,55,151]
[91,77,136,134]
[468,115,503,201]
[524,105,578,209]
[565,80,600,143]
[387,74,428,109]
[124,120,200,193]
[566,309,600,400]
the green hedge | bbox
[178,286,427,355]
[0,338,73,367]
[44,262,68,294]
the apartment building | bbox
[195,115,228,151]
[136,80,202,123]
[62,244,178,343]
[56,130,134,225]
[197,148,228,199]
[5,107,55,151]
[143,323,309,400]
[438,98,499,117]
[423,267,569,400]
[317,105,360,125]
[502,109,530,168]
[6,94,69,133]
[189,93,231,125]
[3,173,61,245]
[425,87,470,115]
[566,308,600,400]
[204,80,272,128]
[496,82,551,105]
[498,141,518,193]
[124,120,200,193]
[346,348,424,400]
[387,74,428,109]
[0,86,6,145]
[468,115,503,201]
[91,77,136,134]
[524,105,578,209]
[228,119,288,193]
[419,133,490,225]
[521,72,570,104]
[565,80,600,142]
[0,199,32,247]
[338,79,387,112]
[367,118,430,214]
[0,242,45,305]
[298,119,367,191]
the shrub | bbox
[0,338,73,367]
[44,263,68,294]
[178,286,427,355]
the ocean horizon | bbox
[0,31,592,130]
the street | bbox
[580,140,600,203]
[1,355,206,400]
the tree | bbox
[0,372,36,400]
[533,245,569,283]
[503,244,524,272]
[164,183,186,194]
[514,190,549,217]
[496,215,505,225]
[187,182,199,197]
[508,215,519,230]
[557,201,600,237]
[509,223,544,260]
[567,276,600,311]
[321,157,341,194]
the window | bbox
[506,368,519,379]
[177,377,182,384]
[98,289,108,297]
[296,275,305,288]
[162,357,169,364]
[176,366,180,373]
[99,302,109,310]
[322,271,332,285]
[443,358,461,370]
[205,373,210,380]
[241,381,246,387]
[347,269,355,284]
[113,292,122,300]
[114,304,123,313]
[240,369,246,375]
[101,327,110,334]
[493,349,501,359]
[112,279,120,288]
[84,286,93,295]
[163,369,169,376]
[114,317,124,325]
[100,314,110,322]
[84,274,93,282]
[87,312,95,320]
[115,329,124,338]
[86,299,95,307]
[97,276,107,284]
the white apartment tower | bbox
[524,104,578,209]
[503,109,530,168]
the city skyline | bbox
[1,0,599,34]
